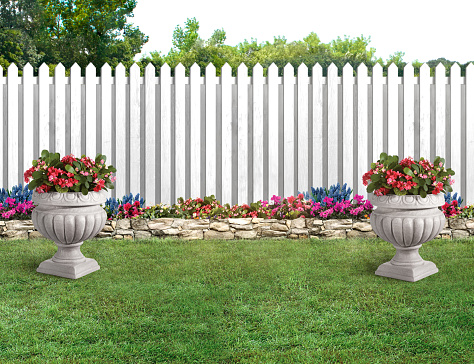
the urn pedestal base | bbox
[36,241,100,279]
[375,245,438,282]
[37,258,100,279]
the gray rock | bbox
[352,221,373,232]
[228,218,252,225]
[134,230,152,240]
[235,230,258,239]
[116,219,131,229]
[5,220,34,231]
[448,218,467,230]
[204,230,234,240]
[290,218,306,229]
[346,230,377,239]
[179,230,203,240]
[210,221,230,231]
[319,229,346,239]
[1,230,29,240]
[323,219,352,230]
[131,218,149,231]
[183,220,210,230]
[452,229,470,239]
[262,230,287,238]
[271,223,289,231]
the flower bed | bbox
[2,216,474,241]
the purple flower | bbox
[363,200,373,210]
[353,194,364,204]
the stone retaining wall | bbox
[1,217,474,241]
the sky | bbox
[131,0,473,65]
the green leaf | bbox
[28,180,39,189]
[65,164,75,173]
[445,185,453,192]
[446,168,455,176]
[73,161,81,169]
[420,189,427,198]
[81,186,88,195]
[394,188,407,196]
[403,167,414,176]
[32,171,44,179]
[370,163,376,169]
[379,152,388,161]
[32,160,38,167]
[367,183,376,193]
[79,176,86,183]
[370,174,381,182]
[85,181,89,189]
[41,150,49,160]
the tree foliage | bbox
[0,0,147,72]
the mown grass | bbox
[0,237,473,363]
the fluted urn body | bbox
[32,190,107,279]
[369,193,445,282]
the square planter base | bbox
[37,258,100,279]
[375,260,438,282]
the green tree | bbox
[172,17,200,53]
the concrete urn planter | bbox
[32,190,107,279]
[369,193,445,282]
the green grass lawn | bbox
[0,237,473,363]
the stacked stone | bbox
[2,217,474,241]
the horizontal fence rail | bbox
[1,62,474,206]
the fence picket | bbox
[190,63,201,198]
[161,63,172,204]
[85,64,97,157]
[129,63,141,197]
[297,63,309,194]
[342,63,354,191]
[174,63,186,200]
[252,63,264,202]
[114,63,126,199]
[0,66,3,189]
[450,63,461,197]
[372,63,383,162]
[100,63,113,200]
[54,63,66,157]
[267,63,279,200]
[403,64,415,157]
[38,64,50,154]
[466,64,474,205]
[357,63,368,196]
[327,63,338,186]
[221,63,233,204]
[312,63,323,191]
[70,63,81,157]
[22,64,34,179]
[387,63,399,155]
[237,63,249,204]
[144,63,156,205]
[7,64,18,188]
[205,63,217,198]
[283,63,294,197]
[419,64,430,160]
[435,63,446,160]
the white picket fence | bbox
[1,62,474,206]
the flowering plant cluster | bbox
[141,203,174,219]
[211,200,272,219]
[173,195,223,219]
[363,153,455,197]
[24,150,116,195]
[104,193,146,220]
[441,192,468,218]
[0,198,35,220]
[268,193,373,220]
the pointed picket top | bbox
[115,62,125,72]
[101,62,111,72]
[420,63,430,74]
[467,62,474,76]
[357,62,368,73]
[343,63,353,73]
[237,62,248,76]
[221,62,231,77]
[70,62,81,75]
[253,62,263,73]
[388,62,398,74]
[373,63,383,72]
[38,63,49,75]
[174,63,184,73]
[206,62,216,73]
[328,62,338,71]
[23,62,33,76]
[298,63,308,74]
[86,62,96,73]
[284,63,294,74]
[7,63,18,77]
[190,62,200,76]
[130,63,140,79]
[55,62,65,75]
[312,62,322,74]
[435,62,446,75]
[144,62,155,72]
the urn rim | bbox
[368,192,445,209]
[32,189,108,206]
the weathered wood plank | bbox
[161,63,172,204]
[450,63,461,197]
[237,63,249,204]
[267,63,279,201]
[100,63,113,200]
[403,64,415,157]
[312,63,323,191]
[435,63,446,159]
[144,63,156,205]
[342,63,353,189]
[22,64,34,181]
[419,64,430,159]
[85,63,97,157]
[387,63,398,155]
[7,64,18,188]
[283,63,295,197]
[190,63,201,198]
[357,63,368,196]
[297,63,309,194]
[372,63,383,162]
[466,63,474,205]
[69,63,81,157]
[174,63,186,200]
[114,63,126,199]
[327,63,338,186]
[129,63,141,196]
[205,63,217,198]
[54,63,66,157]
[221,63,233,205]
[38,63,50,155]
[252,63,264,202]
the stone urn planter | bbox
[32,190,107,279]
[369,193,445,282]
